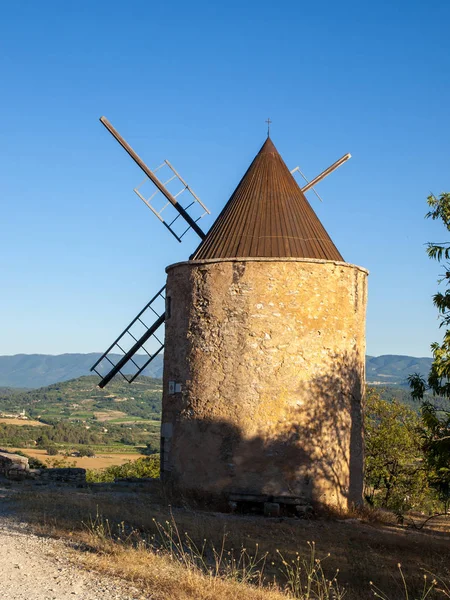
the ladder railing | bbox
[91,286,166,388]
[133,159,210,242]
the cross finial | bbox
[265,118,272,137]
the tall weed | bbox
[370,563,450,600]
[83,510,345,598]
[276,542,345,599]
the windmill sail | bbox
[99,117,210,241]
[91,286,166,388]
[91,116,212,388]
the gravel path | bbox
[0,485,147,600]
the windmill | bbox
[91,117,351,389]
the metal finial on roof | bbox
[265,118,272,137]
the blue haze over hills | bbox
[0,354,433,389]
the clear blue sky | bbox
[1,0,449,357]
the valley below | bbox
[0,375,162,473]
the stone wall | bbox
[0,451,86,485]
[32,468,86,485]
[162,258,368,509]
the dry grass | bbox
[12,484,450,600]
[0,417,48,426]
[93,410,128,421]
[8,448,141,469]
[403,512,450,534]
[74,543,286,600]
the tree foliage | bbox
[408,192,450,511]
[421,402,450,511]
[86,455,160,483]
[364,390,428,511]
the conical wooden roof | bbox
[191,137,344,261]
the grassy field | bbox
[12,484,450,600]
[93,411,160,425]
[108,417,160,425]
[8,447,143,469]
[0,418,48,426]
[93,410,128,421]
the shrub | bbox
[78,447,95,457]
[47,457,77,468]
[86,455,160,483]
[141,442,158,456]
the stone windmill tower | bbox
[161,137,368,510]
[92,118,367,511]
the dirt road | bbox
[0,487,145,600]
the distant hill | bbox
[0,353,432,389]
[366,355,432,386]
[0,353,163,388]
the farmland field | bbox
[8,447,143,469]
[0,418,48,426]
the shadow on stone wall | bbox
[166,352,364,510]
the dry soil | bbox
[0,486,145,600]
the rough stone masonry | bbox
[161,257,368,509]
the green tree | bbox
[46,445,59,456]
[364,390,428,511]
[36,433,50,447]
[78,447,95,457]
[419,402,450,512]
[409,192,450,512]
[141,441,158,455]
